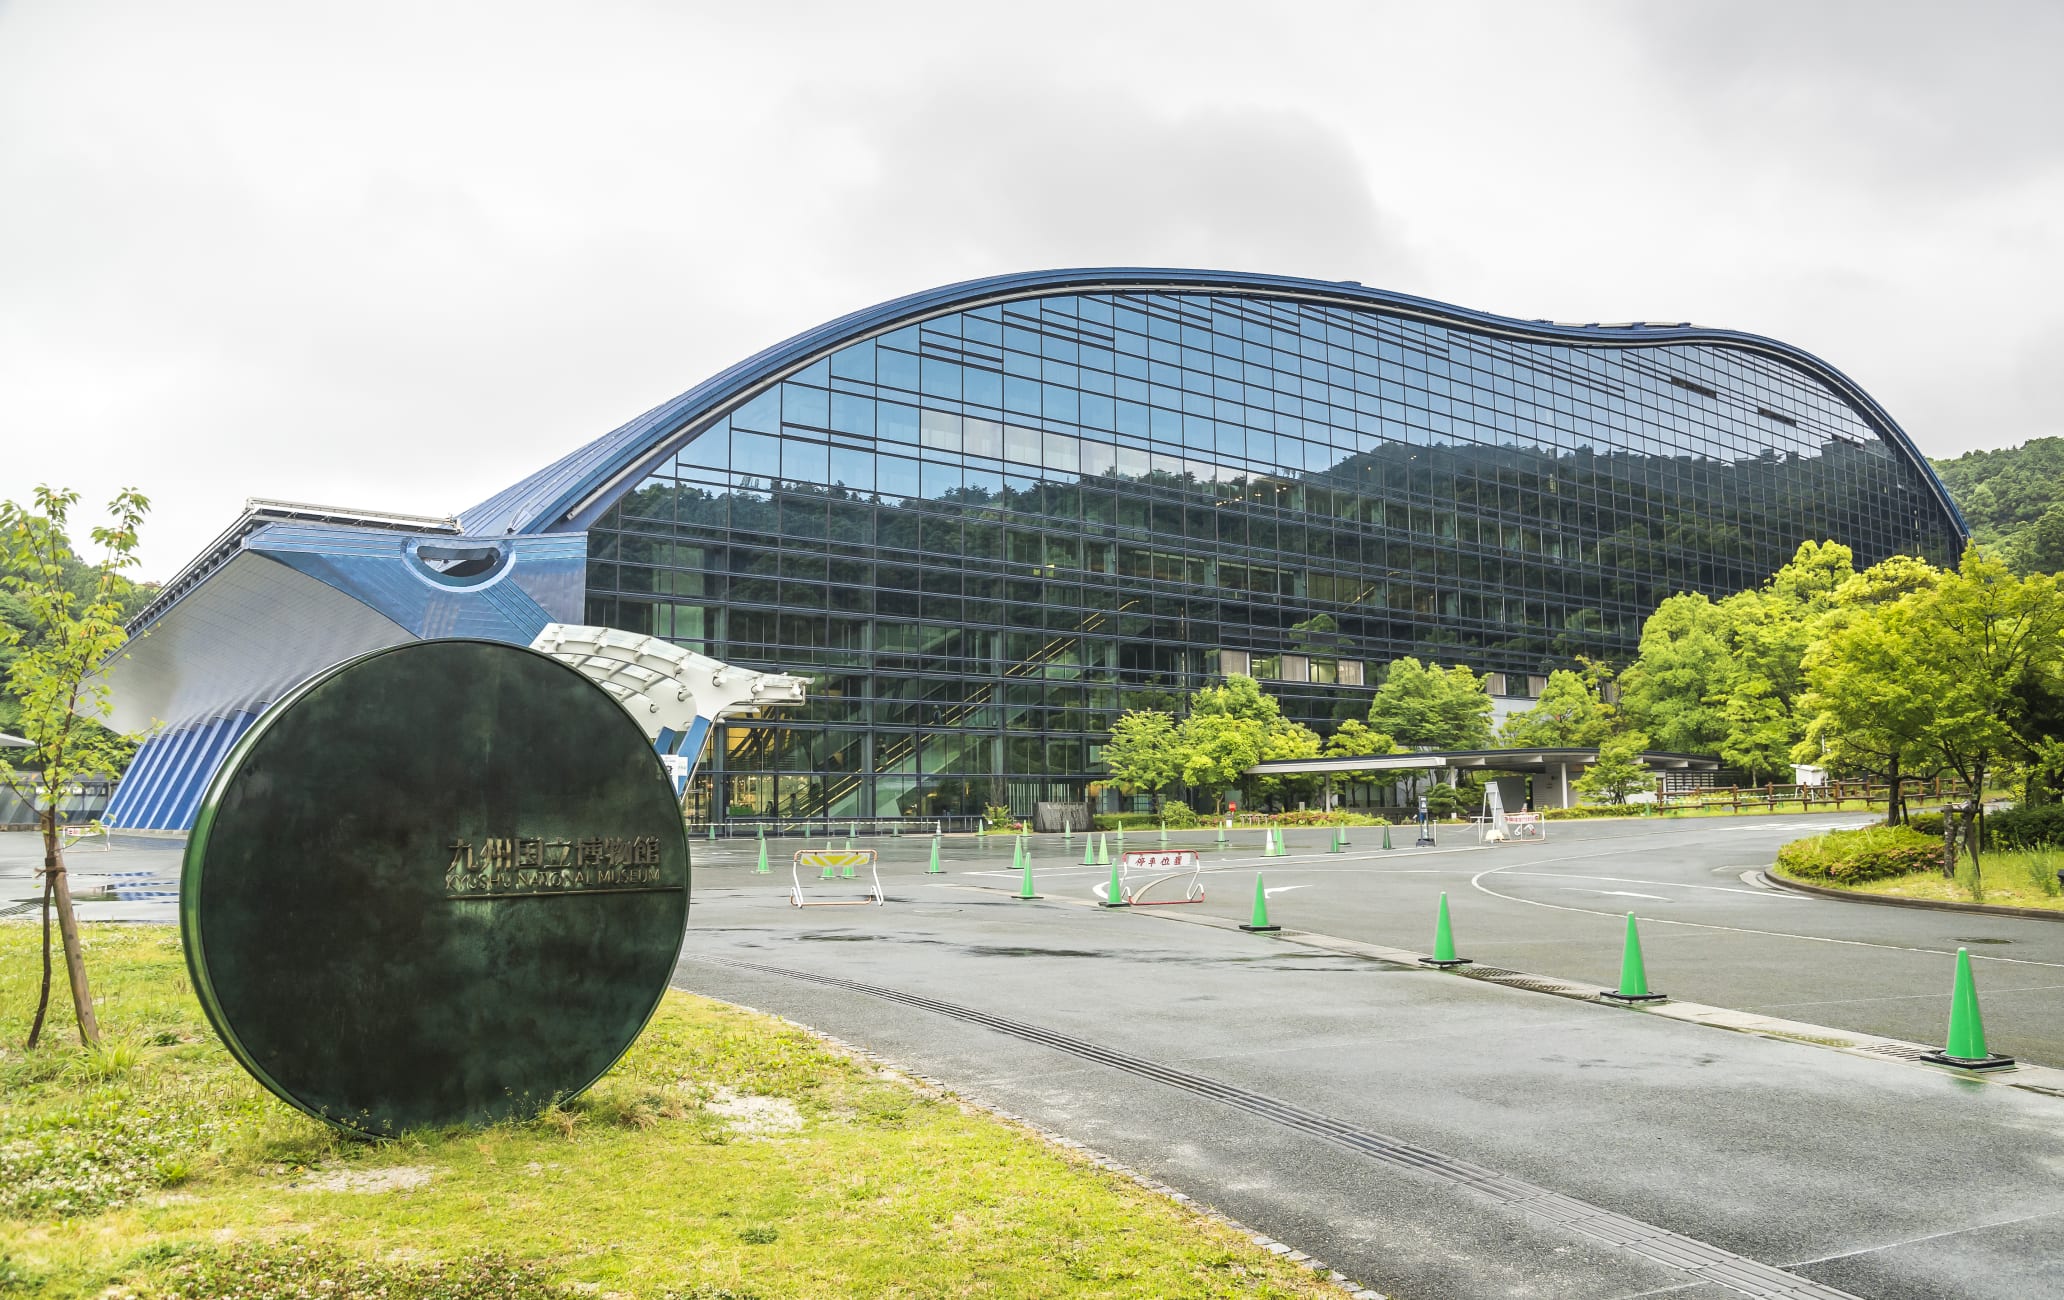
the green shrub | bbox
[981,804,1014,831]
[1156,802,1202,828]
[1776,826,1943,883]
[1267,810,1389,827]
[2023,850,2064,898]
[1542,804,1649,820]
[1905,811,1944,837]
[1984,803,2064,851]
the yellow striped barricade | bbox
[1118,849,1203,906]
[789,848,884,908]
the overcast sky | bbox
[4,1,2059,579]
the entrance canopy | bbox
[1244,748,1723,809]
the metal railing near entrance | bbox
[685,816,983,839]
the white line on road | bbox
[1468,860,2064,970]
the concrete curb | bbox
[1760,870,2064,923]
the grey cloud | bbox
[818,84,1418,290]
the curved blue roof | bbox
[459,268,1966,540]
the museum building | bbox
[101,269,1966,831]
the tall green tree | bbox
[1498,666,1616,748]
[1575,731,1651,805]
[1322,718,1399,805]
[2,486,151,1049]
[1103,709,1181,807]
[1617,592,1735,755]
[1366,657,1492,750]
[1621,541,1857,778]
[1903,549,2064,874]
[1172,675,1319,811]
[1795,592,1940,825]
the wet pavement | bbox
[675,819,2064,1300]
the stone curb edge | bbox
[1759,869,2064,923]
[702,995,1390,1300]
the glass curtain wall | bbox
[579,292,1960,820]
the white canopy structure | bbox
[529,623,807,747]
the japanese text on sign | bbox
[445,835,666,898]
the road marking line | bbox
[1468,861,2064,970]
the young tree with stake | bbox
[1,486,151,1049]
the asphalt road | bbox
[15,819,2064,1298]
[676,818,2064,1300]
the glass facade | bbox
[573,288,1961,822]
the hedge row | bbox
[1775,825,1943,883]
[1901,805,2064,850]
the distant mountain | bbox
[1931,437,2064,574]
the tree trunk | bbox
[40,814,100,1047]
[1885,761,1902,827]
[24,867,54,1049]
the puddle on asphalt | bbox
[1956,937,2012,945]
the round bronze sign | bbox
[181,639,690,1135]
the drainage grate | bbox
[1851,1042,1941,1063]
[0,901,38,918]
[709,957,1861,1300]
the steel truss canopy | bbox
[530,624,808,742]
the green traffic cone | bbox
[755,836,770,874]
[1601,913,1665,1002]
[1239,874,1280,932]
[820,860,836,880]
[1097,833,1110,867]
[1261,826,1272,855]
[707,822,716,842]
[1328,826,1343,854]
[893,822,901,837]
[927,835,943,874]
[1216,823,1227,847]
[1012,851,1041,900]
[1925,948,2014,1068]
[1080,834,1096,867]
[1382,824,1393,851]
[1158,822,1168,845]
[849,820,858,841]
[1420,892,1469,967]
[1101,860,1129,908]
[841,861,856,879]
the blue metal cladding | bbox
[475,270,1969,824]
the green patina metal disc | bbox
[181,639,690,1136]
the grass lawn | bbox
[1781,854,2064,913]
[0,924,1348,1299]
